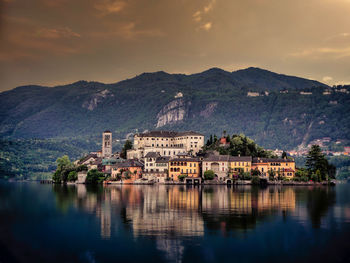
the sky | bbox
[1,0,350,92]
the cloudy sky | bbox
[1,0,350,91]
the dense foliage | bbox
[120,140,133,159]
[203,170,215,180]
[305,145,336,181]
[0,138,95,180]
[204,133,277,158]
[52,155,87,183]
[86,169,104,184]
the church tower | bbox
[102,130,112,158]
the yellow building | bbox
[229,156,252,174]
[169,156,201,181]
[252,157,295,178]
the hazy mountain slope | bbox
[1,67,348,150]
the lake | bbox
[0,182,350,263]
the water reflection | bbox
[50,184,342,262]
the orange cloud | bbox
[94,0,126,15]
[35,27,81,39]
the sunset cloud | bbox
[289,46,350,59]
[193,0,216,31]
[35,27,81,39]
[94,0,126,15]
[201,22,212,31]
[322,76,333,82]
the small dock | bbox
[40,179,53,184]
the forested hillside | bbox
[1,67,349,179]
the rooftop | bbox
[252,157,294,163]
[136,130,204,138]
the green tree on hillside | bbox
[120,140,133,159]
[306,145,335,180]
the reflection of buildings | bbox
[126,186,204,238]
[202,187,295,215]
[54,185,301,262]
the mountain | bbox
[0,67,349,152]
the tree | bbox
[123,170,131,179]
[52,155,74,183]
[178,174,188,182]
[67,171,78,182]
[306,145,334,181]
[251,168,261,177]
[52,170,61,183]
[204,170,215,180]
[120,140,133,159]
[281,151,287,159]
[86,169,103,184]
[56,155,73,171]
[268,169,275,181]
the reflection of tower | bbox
[102,130,112,157]
[100,204,111,239]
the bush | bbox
[204,170,215,180]
[123,170,131,179]
[52,170,61,183]
[282,177,290,182]
[67,171,77,182]
[251,169,261,177]
[86,169,103,184]
[300,176,309,182]
[251,176,260,185]
[178,174,188,182]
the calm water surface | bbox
[1,182,350,263]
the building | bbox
[168,155,201,182]
[202,155,231,181]
[202,155,252,181]
[252,157,295,178]
[143,152,170,182]
[110,159,144,183]
[127,130,204,160]
[229,156,252,174]
[102,130,112,158]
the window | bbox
[222,167,224,171]
[190,163,192,167]
[190,169,192,173]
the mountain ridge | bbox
[1,67,348,151]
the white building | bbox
[127,130,204,160]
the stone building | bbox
[127,130,204,160]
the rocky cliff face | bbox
[82,89,113,111]
[156,98,188,128]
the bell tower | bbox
[102,130,112,157]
